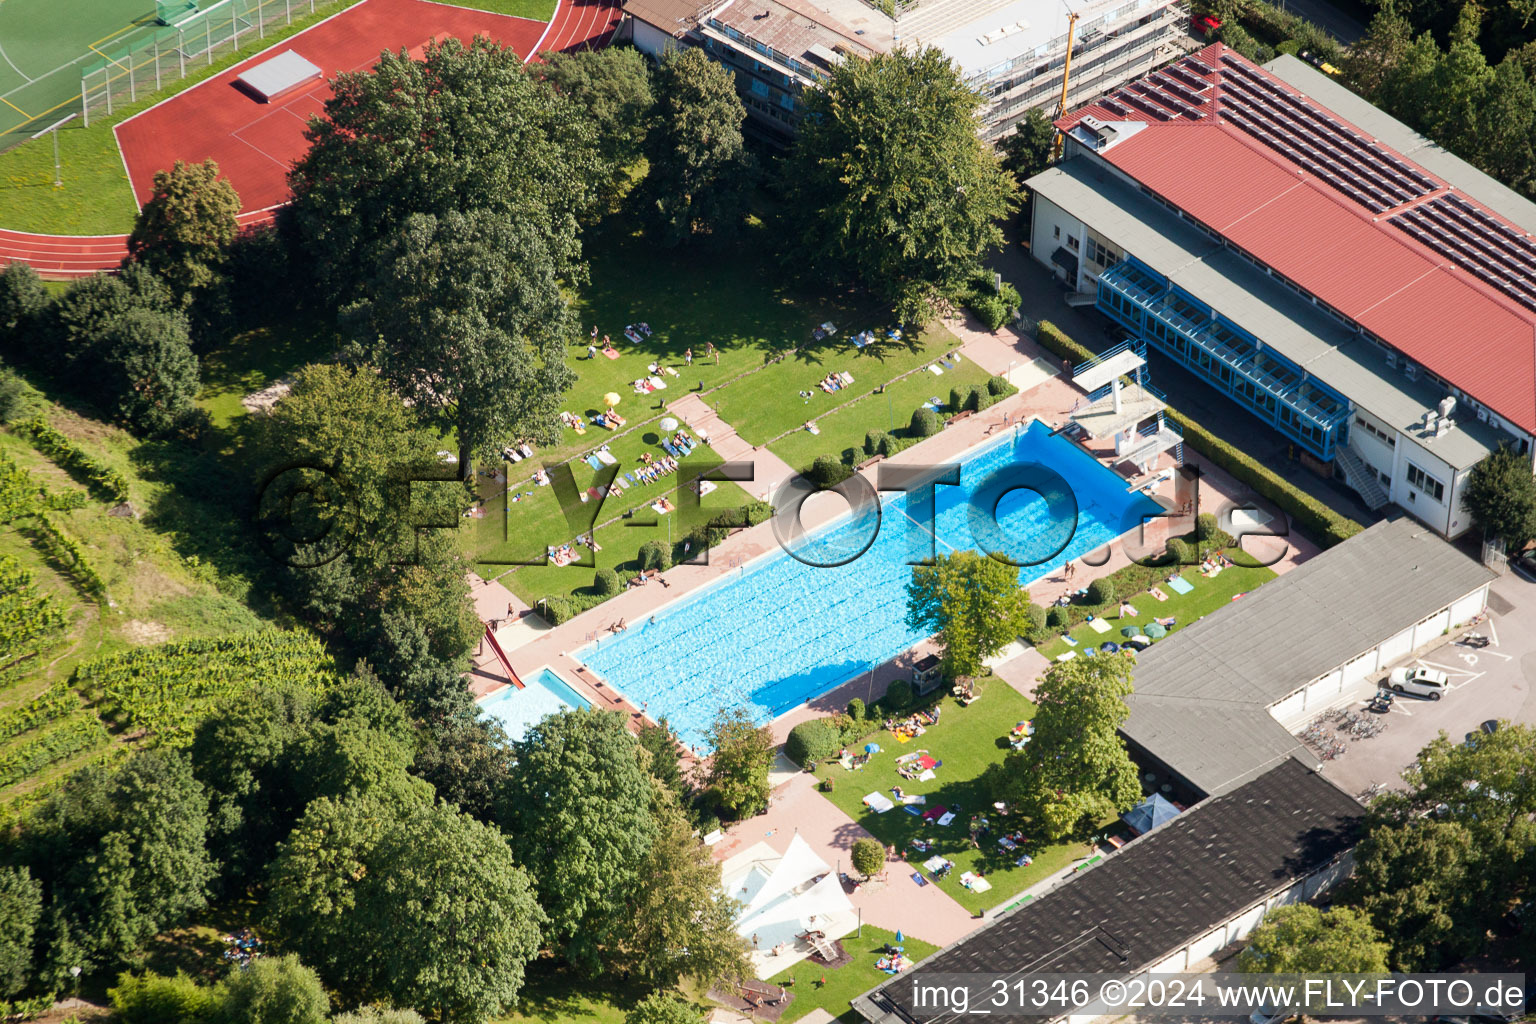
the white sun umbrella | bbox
[660,417,679,432]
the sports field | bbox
[0,0,161,148]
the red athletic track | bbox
[0,0,621,278]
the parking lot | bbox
[1315,570,1536,801]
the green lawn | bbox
[464,416,757,599]
[447,0,561,20]
[768,925,940,1024]
[707,324,963,447]
[1033,558,1278,661]
[813,688,1100,917]
[493,972,654,1024]
[769,356,996,473]
[196,315,334,427]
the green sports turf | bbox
[0,0,158,149]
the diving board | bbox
[1070,382,1167,439]
[1118,426,1185,469]
[234,50,322,103]
[1073,348,1146,393]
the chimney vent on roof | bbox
[1438,395,1457,418]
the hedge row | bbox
[19,418,130,503]
[539,500,776,624]
[862,376,1018,462]
[1035,322,1362,549]
[1166,410,1362,548]
[29,511,107,598]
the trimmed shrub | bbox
[847,697,866,721]
[851,836,885,877]
[884,679,913,710]
[1166,537,1193,565]
[638,539,671,571]
[785,717,845,767]
[877,432,901,457]
[1087,576,1116,605]
[987,374,1011,397]
[949,386,966,411]
[910,407,941,437]
[1195,512,1220,542]
[864,429,886,455]
[0,370,28,424]
[963,385,985,413]
[1024,602,1049,640]
[593,567,621,596]
[541,596,577,625]
[970,293,1009,330]
[998,281,1021,311]
[109,971,216,1024]
[1046,605,1069,629]
[807,454,850,488]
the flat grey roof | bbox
[854,759,1362,1024]
[1029,160,1506,469]
[1122,516,1496,795]
[1263,55,1536,237]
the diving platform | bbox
[1073,348,1146,393]
[1070,382,1167,439]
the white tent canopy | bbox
[720,836,858,978]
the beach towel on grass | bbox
[1088,617,1113,634]
[937,812,956,826]
[585,455,605,471]
[596,450,618,465]
[1168,575,1195,595]
[863,792,895,813]
[916,755,938,771]
[602,347,621,359]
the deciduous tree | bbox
[343,208,578,472]
[628,993,704,1024]
[778,47,1017,322]
[704,707,773,819]
[126,159,240,314]
[620,794,749,987]
[999,110,1056,196]
[1238,904,1390,974]
[988,655,1141,840]
[496,709,659,969]
[640,48,754,246]
[287,37,600,305]
[851,837,885,879]
[266,783,544,1021]
[1463,444,1536,550]
[906,550,1033,678]
[0,866,40,998]
[101,306,199,434]
[1346,817,1487,969]
[532,48,654,206]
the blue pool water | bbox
[579,421,1161,749]
[478,667,593,741]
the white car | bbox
[1388,665,1450,699]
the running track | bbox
[0,0,621,278]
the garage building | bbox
[1123,515,1497,798]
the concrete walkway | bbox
[710,772,983,947]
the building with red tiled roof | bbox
[1026,43,1536,538]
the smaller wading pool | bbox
[477,667,592,741]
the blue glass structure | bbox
[1095,257,1352,460]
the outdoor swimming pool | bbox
[478,667,593,741]
[579,421,1162,748]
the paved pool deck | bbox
[480,313,1318,727]
[464,312,1327,946]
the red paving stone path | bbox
[0,0,621,278]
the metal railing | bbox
[81,0,349,126]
